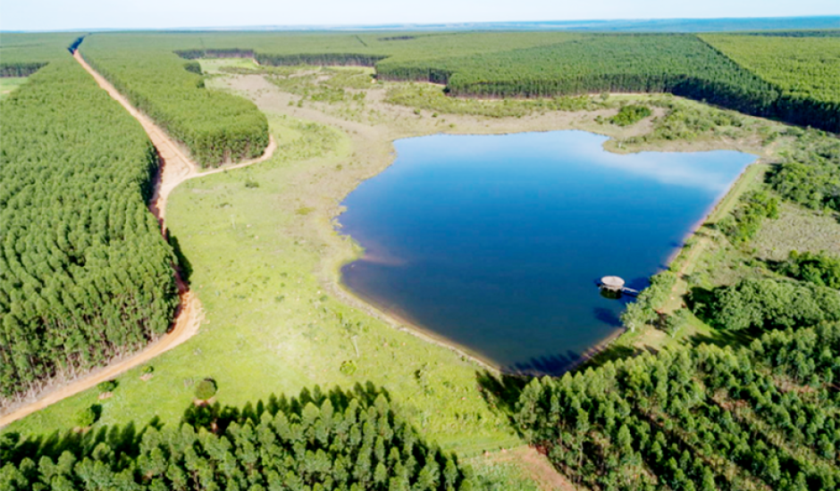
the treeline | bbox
[376,64,455,85]
[256,53,387,67]
[741,30,840,37]
[175,49,385,67]
[174,48,255,59]
[0,60,177,398]
[776,251,840,290]
[515,324,840,490]
[374,34,839,132]
[81,38,269,167]
[0,62,47,77]
[0,386,477,490]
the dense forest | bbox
[51,30,840,133]
[79,39,269,166]
[375,34,839,132]
[0,386,476,490]
[515,325,840,490]
[0,59,178,399]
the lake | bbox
[337,131,755,374]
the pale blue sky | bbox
[2,0,839,31]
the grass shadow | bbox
[573,344,638,372]
[687,327,759,350]
[475,370,531,421]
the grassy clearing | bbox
[0,77,27,99]
[753,203,840,260]
[197,57,260,74]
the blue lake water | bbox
[338,131,754,374]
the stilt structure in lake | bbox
[598,276,639,298]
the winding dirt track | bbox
[0,52,276,428]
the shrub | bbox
[339,360,357,375]
[97,380,117,393]
[718,190,779,244]
[665,308,691,338]
[75,407,97,428]
[610,104,652,126]
[195,378,218,400]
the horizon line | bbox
[3,14,838,34]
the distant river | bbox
[337,131,754,374]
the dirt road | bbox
[0,52,275,428]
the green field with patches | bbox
[0,78,26,99]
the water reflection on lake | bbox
[338,131,755,374]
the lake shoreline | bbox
[330,132,754,377]
[225,73,779,381]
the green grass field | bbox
[0,77,27,99]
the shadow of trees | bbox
[168,234,193,284]
[1,382,389,467]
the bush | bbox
[621,271,678,331]
[195,378,217,400]
[97,380,117,393]
[718,190,779,244]
[75,407,97,428]
[610,104,652,126]
[339,360,357,375]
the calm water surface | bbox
[338,131,754,374]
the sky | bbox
[2,0,839,31]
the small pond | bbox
[338,131,754,374]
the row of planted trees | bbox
[0,386,476,490]
[80,37,269,167]
[0,59,178,399]
[373,34,839,133]
[515,324,840,491]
